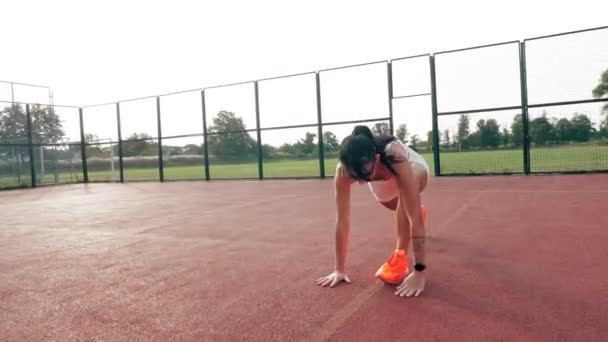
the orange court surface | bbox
[1,174,608,341]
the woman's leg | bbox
[412,162,429,194]
[375,162,429,283]
[375,197,412,284]
[394,163,428,251]
[395,197,411,251]
[379,163,428,247]
[379,197,411,250]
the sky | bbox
[1,0,607,147]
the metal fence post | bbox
[519,41,531,175]
[116,102,124,182]
[79,108,89,183]
[201,90,210,180]
[429,55,441,176]
[254,81,264,180]
[26,104,36,187]
[316,72,325,178]
[156,96,164,181]
[387,61,395,135]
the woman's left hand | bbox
[395,271,425,297]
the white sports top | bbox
[366,140,430,202]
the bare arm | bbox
[316,164,354,287]
[334,163,352,272]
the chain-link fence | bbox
[433,27,608,175]
[1,26,607,190]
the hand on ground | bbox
[316,270,351,288]
[395,271,425,297]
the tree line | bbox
[443,111,608,152]
[2,68,608,162]
[3,107,607,163]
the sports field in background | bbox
[1,145,607,188]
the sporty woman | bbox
[316,125,429,297]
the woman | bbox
[316,125,429,298]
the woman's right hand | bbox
[316,270,352,288]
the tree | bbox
[511,114,523,147]
[569,113,594,142]
[529,113,554,145]
[262,144,277,159]
[0,105,26,145]
[278,143,297,155]
[468,130,481,148]
[501,128,511,147]
[372,122,391,135]
[601,123,608,139]
[0,104,65,144]
[426,131,434,152]
[592,68,608,135]
[323,131,339,152]
[482,119,501,148]
[592,68,608,112]
[122,133,157,157]
[295,132,317,155]
[395,124,408,144]
[273,132,319,158]
[206,111,257,160]
[30,105,66,143]
[471,119,500,148]
[553,118,573,144]
[442,129,450,145]
[456,114,470,149]
[0,105,66,179]
[84,133,106,158]
[409,134,420,151]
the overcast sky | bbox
[1,0,607,146]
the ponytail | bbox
[352,125,374,140]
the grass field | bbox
[2,145,607,189]
[440,145,608,174]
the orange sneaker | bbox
[375,206,426,284]
[375,249,408,284]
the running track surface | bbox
[1,174,607,341]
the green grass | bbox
[439,149,521,174]
[530,145,608,172]
[2,145,607,189]
[0,171,83,189]
[438,145,608,174]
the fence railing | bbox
[1,25,607,189]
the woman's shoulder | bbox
[335,161,345,172]
[334,162,352,183]
[385,139,410,158]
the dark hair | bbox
[338,125,403,181]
